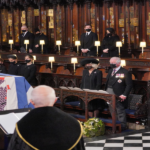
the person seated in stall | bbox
[20,54,37,86]
[101,28,120,57]
[0,58,6,73]
[105,57,133,131]
[80,58,104,117]
[7,54,22,75]
[7,85,85,150]
[33,28,49,54]
[19,25,34,53]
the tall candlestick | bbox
[56,41,62,55]
[95,41,100,57]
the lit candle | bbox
[40,40,45,54]
[121,60,126,67]
[116,41,122,57]
[95,41,100,56]
[33,55,36,64]
[49,57,55,72]
[8,40,14,52]
[71,57,78,74]
[56,41,62,55]
[75,41,81,56]
[140,42,146,58]
[24,40,29,53]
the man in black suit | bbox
[80,24,98,56]
[105,57,133,130]
[19,25,34,53]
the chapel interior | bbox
[0,0,150,150]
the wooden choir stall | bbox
[0,0,150,138]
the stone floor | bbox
[84,129,150,150]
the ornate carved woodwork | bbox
[0,0,149,57]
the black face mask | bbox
[36,33,40,36]
[22,30,26,33]
[10,61,15,65]
[85,29,91,32]
[107,33,112,37]
[110,64,117,68]
[25,60,31,63]
[85,66,93,70]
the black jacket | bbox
[80,32,98,56]
[0,65,6,73]
[7,107,85,150]
[8,63,22,75]
[105,67,133,107]
[33,33,49,54]
[102,34,120,57]
[19,31,34,52]
[20,64,37,86]
[81,69,102,90]
[7,130,85,150]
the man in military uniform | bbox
[105,57,133,130]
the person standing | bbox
[33,28,49,54]
[7,54,22,75]
[20,54,37,86]
[19,25,34,53]
[105,57,133,130]
[0,58,6,73]
[80,58,104,117]
[80,25,98,56]
[102,28,120,57]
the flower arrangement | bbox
[82,118,105,138]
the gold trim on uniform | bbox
[68,121,83,150]
[16,124,39,150]
[16,120,83,150]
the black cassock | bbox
[33,33,49,54]
[7,63,22,75]
[0,65,6,73]
[7,107,85,150]
[20,64,37,86]
[80,69,104,111]
[101,34,120,57]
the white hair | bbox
[91,63,99,69]
[31,85,56,107]
[110,57,121,64]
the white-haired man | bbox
[8,86,85,150]
[19,25,34,53]
[105,57,133,131]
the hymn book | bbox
[0,112,28,135]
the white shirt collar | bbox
[86,31,91,35]
[113,66,121,73]
[24,31,28,36]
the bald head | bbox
[21,25,28,32]
[30,86,57,108]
